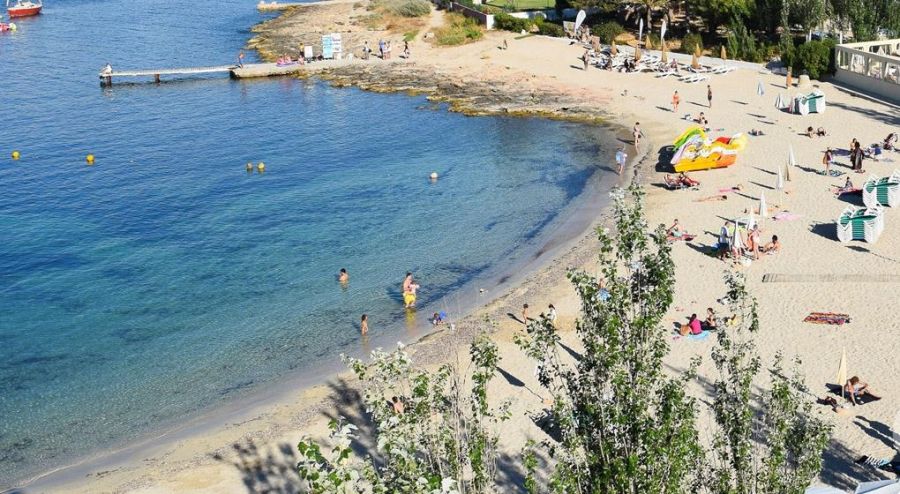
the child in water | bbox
[360,314,368,335]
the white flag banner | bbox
[638,18,644,45]
[660,20,667,42]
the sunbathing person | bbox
[885,132,897,150]
[679,313,703,336]
[805,126,815,138]
[844,376,881,405]
[817,127,827,137]
[666,219,686,241]
[694,194,728,202]
[762,235,780,254]
[702,307,718,331]
[678,172,699,187]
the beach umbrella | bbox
[747,204,756,230]
[694,44,702,57]
[836,348,848,399]
[645,34,653,50]
[732,222,745,252]
[757,81,765,96]
[720,45,727,60]
[786,66,793,88]
[574,9,586,33]
[785,163,792,182]
[789,144,797,168]
[661,43,668,63]
[691,52,700,69]
[758,191,768,218]
[638,18,644,47]
[775,93,786,109]
[855,479,900,493]
[611,41,618,55]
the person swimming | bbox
[338,268,349,283]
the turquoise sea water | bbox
[0,0,617,487]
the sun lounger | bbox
[836,205,884,243]
[710,65,735,74]
[681,74,709,83]
[862,170,900,208]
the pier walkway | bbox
[97,62,317,85]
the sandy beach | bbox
[19,4,900,492]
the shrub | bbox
[792,39,833,79]
[726,22,763,62]
[493,12,533,32]
[538,20,564,37]
[681,33,703,55]
[385,0,431,17]
[434,13,484,45]
[595,21,624,44]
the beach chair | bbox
[862,170,900,207]
[711,65,735,75]
[836,205,885,243]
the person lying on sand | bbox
[702,307,718,331]
[678,172,699,187]
[885,132,897,150]
[694,194,728,202]
[844,376,881,405]
[666,219,686,241]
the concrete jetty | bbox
[98,58,372,85]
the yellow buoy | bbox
[257,162,265,173]
[86,154,95,165]
[246,162,253,172]
[11,151,20,160]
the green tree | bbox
[296,335,510,493]
[516,184,702,493]
[707,272,832,493]
[829,0,900,41]
[686,0,752,31]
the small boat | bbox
[7,0,42,18]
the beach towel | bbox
[803,312,851,325]
[773,212,802,221]
[686,331,710,341]
[718,187,742,193]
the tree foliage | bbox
[516,184,703,493]
[707,272,832,494]
[297,336,510,493]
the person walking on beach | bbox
[378,39,385,59]
[671,90,680,112]
[582,49,590,71]
[404,40,410,58]
[363,40,370,60]
[615,147,627,175]
[521,303,530,324]
[633,122,643,150]
[823,147,834,176]
[360,314,369,335]
[851,140,865,173]
[707,85,713,108]
[547,304,557,328]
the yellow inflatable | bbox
[671,128,747,173]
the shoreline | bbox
[13,92,646,493]
[18,2,900,490]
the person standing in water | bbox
[615,147,628,175]
[360,314,369,335]
[338,268,349,283]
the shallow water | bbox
[0,0,617,486]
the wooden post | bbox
[155,74,160,83]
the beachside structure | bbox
[836,205,885,243]
[834,39,900,103]
[862,170,900,208]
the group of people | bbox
[341,269,435,336]
[716,220,780,262]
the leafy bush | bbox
[791,39,834,79]
[726,22,763,62]
[493,12,532,32]
[434,13,484,45]
[378,0,431,17]
[595,20,624,44]
[681,33,703,55]
[538,20,564,37]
